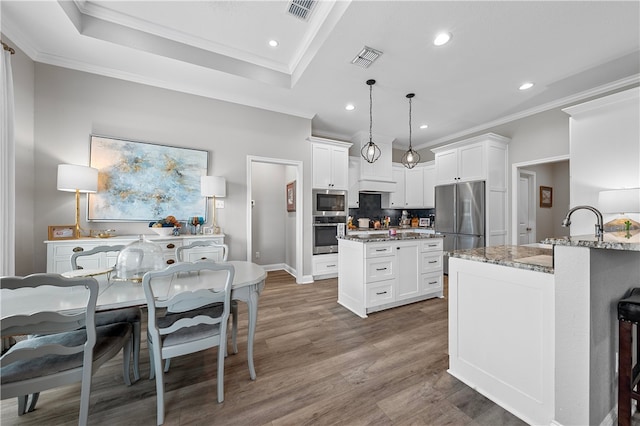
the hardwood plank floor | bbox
[1,271,527,425]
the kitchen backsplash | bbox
[348,193,435,227]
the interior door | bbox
[518,173,535,244]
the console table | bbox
[45,234,226,273]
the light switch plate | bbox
[215,199,225,208]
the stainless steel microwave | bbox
[313,189,347,216]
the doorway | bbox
[517,170,536,244]
[246,156,303,283]
[511,155,570,245]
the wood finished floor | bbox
[1,271,527,426]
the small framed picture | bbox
[540,186,553,208]
[286,181,296,212]
[48,225,76,240]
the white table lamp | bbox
[201,176,226,234]
[57,164,99,239]
[598,188,640,232]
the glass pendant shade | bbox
[361,79,381,164]
[401,93,420,169]
[113,237,165,283]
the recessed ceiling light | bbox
[519,82,534,91]
[345,104,355,111]
[433,32,452,46]
[269,40,279,47]
[420,124,429,129]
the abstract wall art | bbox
[88,135,208,221]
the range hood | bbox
[358,178,396,193]
[350,131,396,193]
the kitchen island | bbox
[448,236,640,426]
[337,232,444,318]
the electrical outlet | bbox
[215,199,225,208]
[255,251,260,259]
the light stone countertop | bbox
[543,231,640,251]
[338,232,443,243]
[449,245,554,274]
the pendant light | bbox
[361,79,381,163]
[401,93,420,169]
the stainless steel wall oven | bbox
[313,216,346,254]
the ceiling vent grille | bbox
[287,0,315,21]
[351,46,383,68]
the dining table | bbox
[1,260,267,380]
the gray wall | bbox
[17,60,312,274]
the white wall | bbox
[551,161,570,237]
[564,87,640,235]
[24,63,312,273]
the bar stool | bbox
[618,288,640,426]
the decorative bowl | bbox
[150,227,174,236]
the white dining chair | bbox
[143,261,235,425]
[70,244,142,382]
[175,240,238,352]
[1,273,133,426]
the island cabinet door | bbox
[396,243,420,300]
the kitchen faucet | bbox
[561,205,604,241]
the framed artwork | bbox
[540,186,553,208]
[286,181,296,212]
[48,225,76,240]
[88,135,208,221]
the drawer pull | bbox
[73,247,84,253]
[166,243,176,249]
[200,257,208,260]
[428,281,439,285]
[327,264,336,268]
[376,291,387,295]
[428,244,438,247]
[166,259,175,264]
[428,260,438,264]
[376,267,387,271]
[375,249,387,252]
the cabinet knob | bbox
[166,259,175,264]
[200,257,207,260]
[167,243,175,249]
[73,247,84,253]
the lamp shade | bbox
[598,188,640,213]
[56,164,98,193]
[201,176,226,197]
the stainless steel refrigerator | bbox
[435,181,485,274]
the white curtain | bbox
[1,47,16,276]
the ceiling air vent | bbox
[351,46,383,68]
[287,0,316,21]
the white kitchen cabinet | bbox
[383,165,405,208]
[404,167,424,208]
[433,142,484,185]
[348,157,360,208]
[422,161,436,208]
[337,236,443,317]
[46,234,225,273]
[312,253,339,279]
[383,161,434,209]
[396,243,420,299]
[432,133,510,246]
[310,137,351,190]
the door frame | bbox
[246,156,303,283]
[517,169,536,244]
[511,155,570,245]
